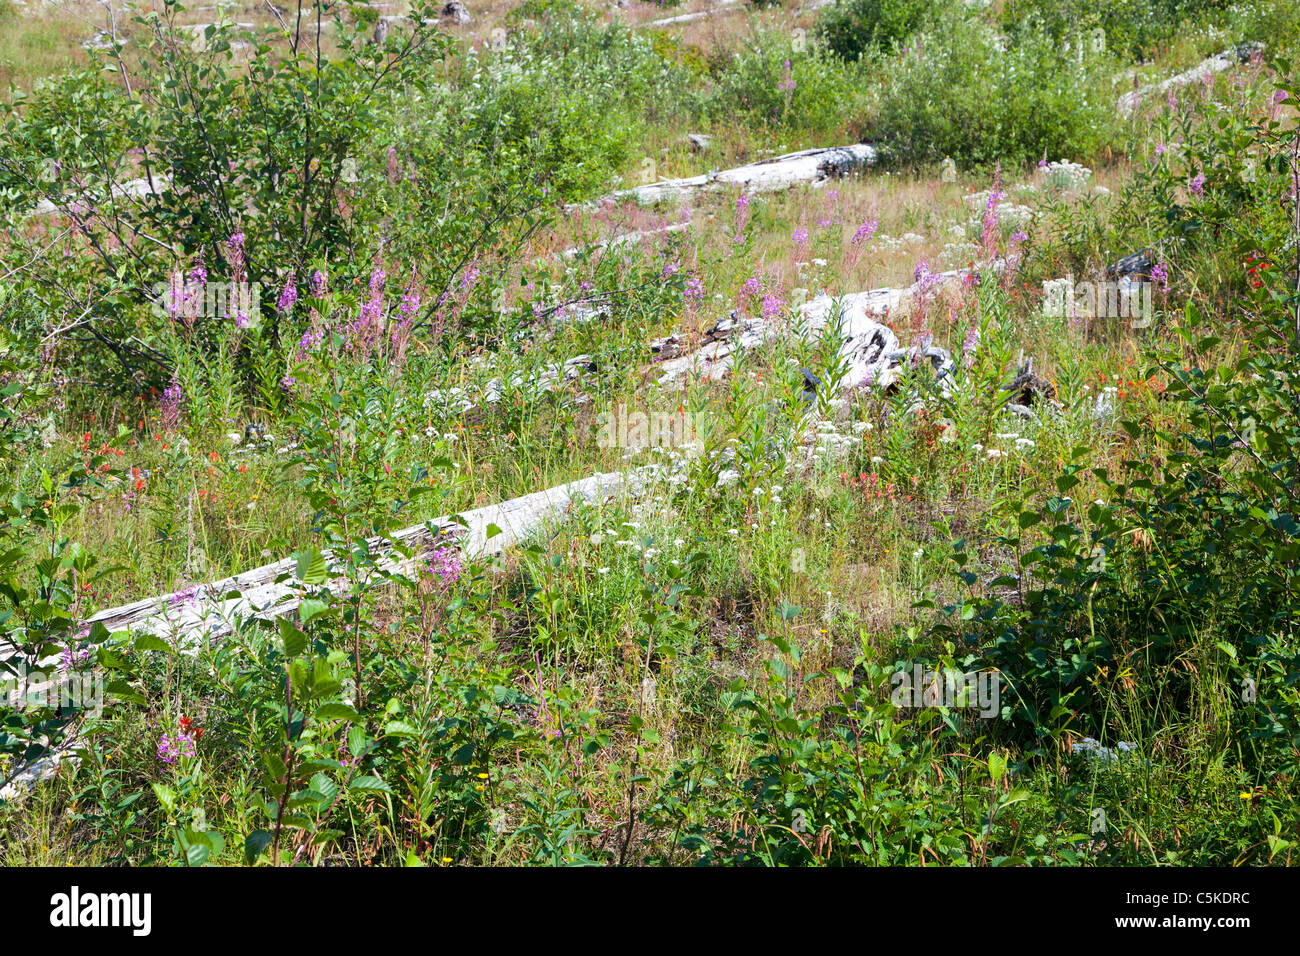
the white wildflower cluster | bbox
[751,484,787,530]
[979,425,1039,461]
[874,232,926,251]
[1037,159,1093,193]
[963,191,1037,233]
[941,240,979,265]
[799,410,864,471]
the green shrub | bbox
[817,0,943,62]
[1001,0,1234,61]
[872,19,1118,167]
[703,35,868,138]
[929,63,1300,790]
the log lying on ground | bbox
[0,470,640,800]
[657,267,974,388]
[98,470,634,642]
[481,355,597,405]
[608,144,877,207]
[1002,356,1060,418]
[641,0,743,29]
[1117,43,1263,116]
[638,0,833,30]
[29,174,171,218]
[654,314,773,384]
[561,220,691,259]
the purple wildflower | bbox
[778,59,795,94]
[399,284,421,318]
[59,642,93,674]
[980,166,1006,259]
[224,232,247,280]
[296,326,324,359]
[1151,261,1170,293]
[309,269,328,297]
[349,266,387,349]
[684,275,704,309]
[761,292,784,322]
[428,545,463,588]
[156,727,197,765]
[851,220,878,244]
[169,582,201,615]
[277,275,299,313]
[1189,173,1206,196]
[160,375,184,430]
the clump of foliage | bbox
[872,17,1118,167]
[817,0,943,62]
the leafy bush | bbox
[872,18,1118,167]
[703,35,868,138]
[929,62,1300,786]
[647,632,1087,865]
[817,0,943,62]
[0,5,547,413]
[1001,0,1233,60]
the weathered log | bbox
[642,0,742,29]
[0,469,641,800]
[657,267,974,389]
[29,174,171,218]
[608,143,878,207]
[1117,43,1263,117]
[560,220,691,259]
[101,469,632,643]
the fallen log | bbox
[1117,43,1263,117]
[607,143,878,207]
[110,470,631,643]
[28,174,171,218]
[0,469,641,800]
[657,267,974,388]
[560,220,691,259]
[642,0,743,29]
